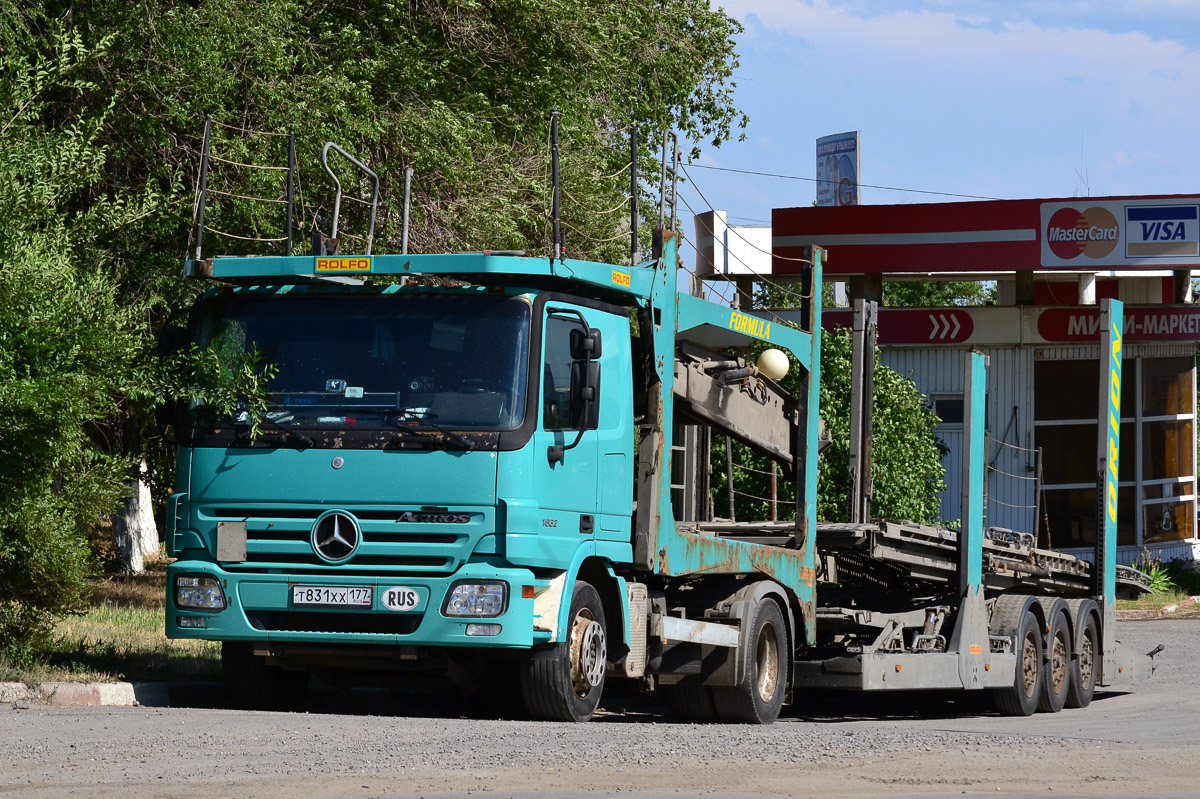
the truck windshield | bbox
[189,292,531,430]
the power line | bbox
[684,162,1003,202]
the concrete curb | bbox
[1117,595,1200,620]
[3,681,174,708]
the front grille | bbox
[196,504,488,575]
[247,611,421,635]
[250,528,458,545]
[241,553,450,569]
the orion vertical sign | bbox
[815,132,860,207]
[1096,298,1122,683]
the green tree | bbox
[884,280,995,307]
[0,19,150,654]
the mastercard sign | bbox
[1041,199,1200,268]
[1045,206,1119,260]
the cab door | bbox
[531,305,604,540]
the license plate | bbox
[291,585,372,607]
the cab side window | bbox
[543,316,577,430]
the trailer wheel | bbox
[222,641,309,711]
[993,610,1042,717]
[521,580,606,722]
[1066,612,1098,709]
[712,599,787,724]
[1038,611,1071,713]
[663,685,718,723]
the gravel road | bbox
[2,618,1196,799]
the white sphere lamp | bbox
[756,348,789,381]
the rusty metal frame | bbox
[633,232,822,646]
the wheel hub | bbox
[569,611,606,696]
[1051,633,1068,693]
[1080,631,1095,688]
[755,622,780,703]
[1021,633,1039,697]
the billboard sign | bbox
[816,132,860,207]
[1040,198,1200,268]
[775,194,1200,275]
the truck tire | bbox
[993,609,1042,717]
[1038,610,1071,713]
[222,641,309,711]
[521,580,606,722]
[712,599,787,724]
[1066,611,1098,709]
[662,685,718,723]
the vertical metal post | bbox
[959,350,988,596]
[769,465,778,522]
[725,436,736,521]
[670,143,680,232]
[401,167,413,255]
[657,132,679,232]
[193,115,213,261]
[1096,298,1123,682]
[285,131,295,256]
[847,299,877,523]
[630,123,639,267]
[1034,447,1046,548]
[794,246,824,647]
[551,110,561,262]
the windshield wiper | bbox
[234,415,316,449]
[386,412,475,451]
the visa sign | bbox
[1126,205,1199,258]
[1040,199,1200,268]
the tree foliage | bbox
[0,0,748,651]
[0,20,144,653]
[884,280,995,307]
[815,328,948,523]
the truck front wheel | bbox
[521,580,607,722]
[712,599,787,724]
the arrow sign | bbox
[929,313,962,340]
[824,308,974,344]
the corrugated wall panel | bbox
[881,347,1035,535]
[984,347,1036,537]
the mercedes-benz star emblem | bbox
[311,511,360,563]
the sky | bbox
[676,0,1200,248]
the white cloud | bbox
[706,1,1200,200]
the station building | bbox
[696,195,1200,565]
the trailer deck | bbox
[687,520,1150,599]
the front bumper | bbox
[166,560,551,648]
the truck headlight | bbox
[175,575,227,610]
[442,581,507,617]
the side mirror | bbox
[569,327,602,360]
[569,361,601,429]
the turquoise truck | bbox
[166,123,1154,722]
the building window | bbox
[1036,356,1196,549]
[932,395,964,425]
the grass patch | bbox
[1,555,220,684]
[1118,552,1200,611]
[1118,588,1197,611]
